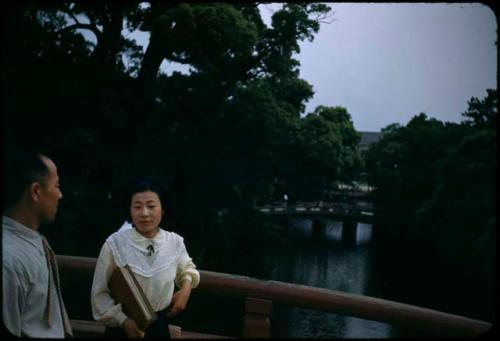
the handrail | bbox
[56,255,491,337]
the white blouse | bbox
[91,227,200,327]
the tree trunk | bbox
[90,4,125,68]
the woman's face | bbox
[130,190,163,238]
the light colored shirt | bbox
[91,227,200,327]
[2,215,66,338]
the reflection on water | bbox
[267,219,393,338]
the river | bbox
[173,213,492,337]
[265,218,396,338]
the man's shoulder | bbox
[3,231,41,271]
[2,228,22,258]
[2,242,31,274]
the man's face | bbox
[37,156,63,224]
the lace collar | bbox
[106,227,182,277]
[127,227,166,252]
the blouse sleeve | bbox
[175,237,200,289]
[90,242,128,327]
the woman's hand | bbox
[122,318,145,338]
[166,282,192,317]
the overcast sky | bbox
[278,3,497,132]
[130,3,497,132]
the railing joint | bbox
[243,297,272,338]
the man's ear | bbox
[30,182,41,202]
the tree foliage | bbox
[2,2,365,273]
[365,90,496,319]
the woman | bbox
[91,178,200,338]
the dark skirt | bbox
[104,307,171,339]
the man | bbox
[2,150,73,337]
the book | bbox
[109,264,158,331]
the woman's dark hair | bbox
[2,149,50,211]
[124,176,175,224]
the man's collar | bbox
[2,214,43,248]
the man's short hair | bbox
[2,149,50,211]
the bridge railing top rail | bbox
[56,255,490,337]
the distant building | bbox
[357,131,383,151]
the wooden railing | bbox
[56,255,492,338]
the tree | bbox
[415,89,496,270]
[3,3,339,268]
[365,91,496,320]
[461,88,497,130]
[365,113,468,237]
[288,106,362,199]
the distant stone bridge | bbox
[256,201,377,243]
[256,202,376,224]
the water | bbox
[174,215,491,338]
[267,219,394,338]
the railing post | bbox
[312,219,325,237]
[243,297,272,338]
[342,220,357,244]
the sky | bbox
[126,3,497,132]
[286,3,497,132]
